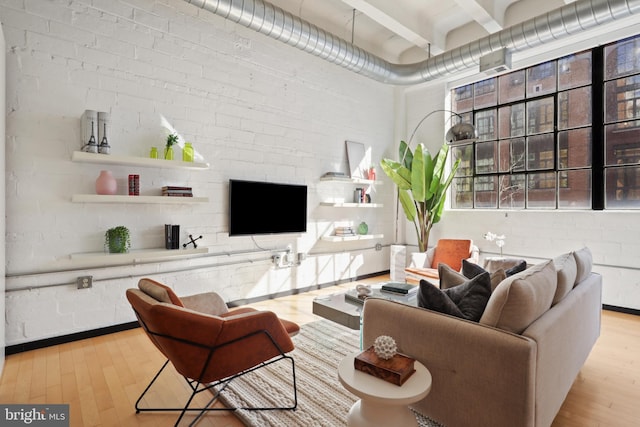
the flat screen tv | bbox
[229,179,308,236]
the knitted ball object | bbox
[373,335,397,360]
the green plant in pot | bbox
[105,226,131,254]
[380,141,460,252]
[165,133,178,160]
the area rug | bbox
[215,319,443,427]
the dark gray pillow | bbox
[418,272,492,322]
[505,261,527,276]
[461,259,507,291]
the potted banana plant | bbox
[380,141,460,252]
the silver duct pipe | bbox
[185,0,640,85]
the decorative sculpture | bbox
[373,335,398,360]
[183,234,203,249]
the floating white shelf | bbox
[319,202,383,208]
[71,194,209,204]
[72,151,209,170]
[321,234,384,242]
[70,247,209,263]
[319,176,382,185]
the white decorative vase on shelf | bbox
[95,170,117,195]
[390,245,407,281]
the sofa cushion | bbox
[479,260,557,334]
[418,271,492,322]
[483,257,527,274]
[552,252,577,305]
[573,247,593,285]
[460,260,507,291]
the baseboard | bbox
[5,271,390,355]
[5,321,140,356]
[602,304,640,316]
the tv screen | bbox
[229,179,308,236]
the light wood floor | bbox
[1,276,639,427]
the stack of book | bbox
[334,226,355,237]
[165,224,180,249]
[162,186,193,197]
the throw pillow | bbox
[417,280,465,318]
[552,252,578,305]
[418,271,492,322]
[479,260,557,334]
[138,278,184,306]
[505,260,527,276]
[573,247,593,285]
[461,259,507,291]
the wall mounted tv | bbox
[229,179,308,236]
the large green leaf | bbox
[411,144,426,202]
[398,190,417,222]
[398,140,413,170]
[380,159,411,190]
[429,144,449,196]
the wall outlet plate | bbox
[77,276,93,289]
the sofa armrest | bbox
[362,298,537,427]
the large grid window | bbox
[451,34,640,210]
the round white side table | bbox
[338,351,432,427]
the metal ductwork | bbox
[184,0,640,85]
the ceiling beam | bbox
[338,0,443,54]
[453,0,503,33]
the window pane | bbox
[474,78,497,108]
[558,170,591,209]
[604,76,640,123]
[476,141,497,174]
[604,35,640,80]
[452,144,473,177]
[527,97,554,134]
[559,128,592,168]
[499,138,525,172]
[527,134,555,170]
[527,61,557,97]
[527,172,557,208]
[499,70,525,103]
[475,109,497,141]
[558,51,592,90]
[452,177,473,208]
[474,176,498,208]
[499,174,525,209]
[605,124,640,166]
[498,103,525,138]
[451,84,473,112]
[605,165,640,208]
[558,87,592,129]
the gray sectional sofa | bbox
[362,247,601,427]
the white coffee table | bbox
[338,351,432,427]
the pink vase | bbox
[95,170,117,195]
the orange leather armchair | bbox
[405,239,479,284]
[126,278,299,426]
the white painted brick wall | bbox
[1,0,395,345]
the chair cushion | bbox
[418,270,492,322]
[480,260,557,334]
[138,278,184,306]
[431,239,472,271]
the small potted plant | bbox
[105,226,131,254]
[165,133,178,160]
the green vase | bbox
[358,222,368,235]
[164,146,174,160]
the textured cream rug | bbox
[215,319,443,426]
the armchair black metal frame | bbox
[133,315,298,427]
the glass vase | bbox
[164,146,174,160]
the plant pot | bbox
[107,236,128,253]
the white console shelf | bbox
[320,202,383,208]
[70,247,209,264]
[71,194,208,204]
[319,176,382,185]
[72,151,209,170]
[321,234,384,242]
